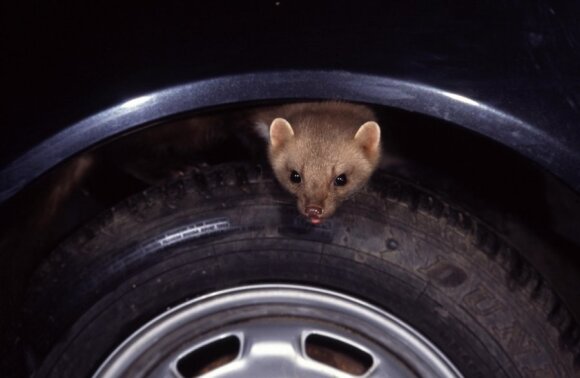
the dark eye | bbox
[290,170,302,184]
[334,174,347,186]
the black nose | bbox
[305,205,323,217]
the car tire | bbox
[22,163,580,377]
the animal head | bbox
[267,117,381,224]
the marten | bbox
[253,102,381,224]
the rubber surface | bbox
[22,163,580,377]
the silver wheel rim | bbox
[94,284,462,377]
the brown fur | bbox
[252,102,381,223]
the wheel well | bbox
[3,71,580,204]
[1,100,580,373]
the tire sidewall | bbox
[24,167,573,377]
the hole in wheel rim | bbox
[305,333,374,375]
[176,335,240,377]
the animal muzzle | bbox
[305,205,324,224]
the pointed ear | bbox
[354,121,381,155]
[270,118,294,148]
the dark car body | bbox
[2,1,580,200]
